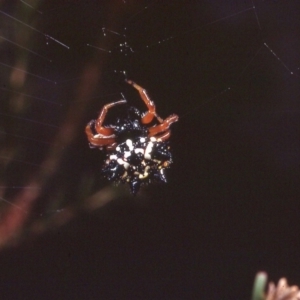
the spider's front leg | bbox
[126,79,163,124]
[85,99,126,149]
[95,99,126,135]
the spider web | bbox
[0,0,299,246]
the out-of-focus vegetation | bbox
[0,0,130,249]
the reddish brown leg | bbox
[126,79,163,124]
[95,99,126,134]
[85,122,116,147]
[148,114,179,137]
[154,130,171,141]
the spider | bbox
[85,79,178,194]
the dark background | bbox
[0,0,300,299]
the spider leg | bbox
[153,130,171,142]
[126,79,163,124]
[95,99,127,135]
[148,114,179,138]
[85,121,116,147]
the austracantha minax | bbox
[85,80,178,194]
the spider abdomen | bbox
[102,136,172,194]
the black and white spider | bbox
[86,79,178,194]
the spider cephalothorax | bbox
[85,80,178,194]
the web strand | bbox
[0,36,51,61]
[264,43,295,75]
[0,10,69,49]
